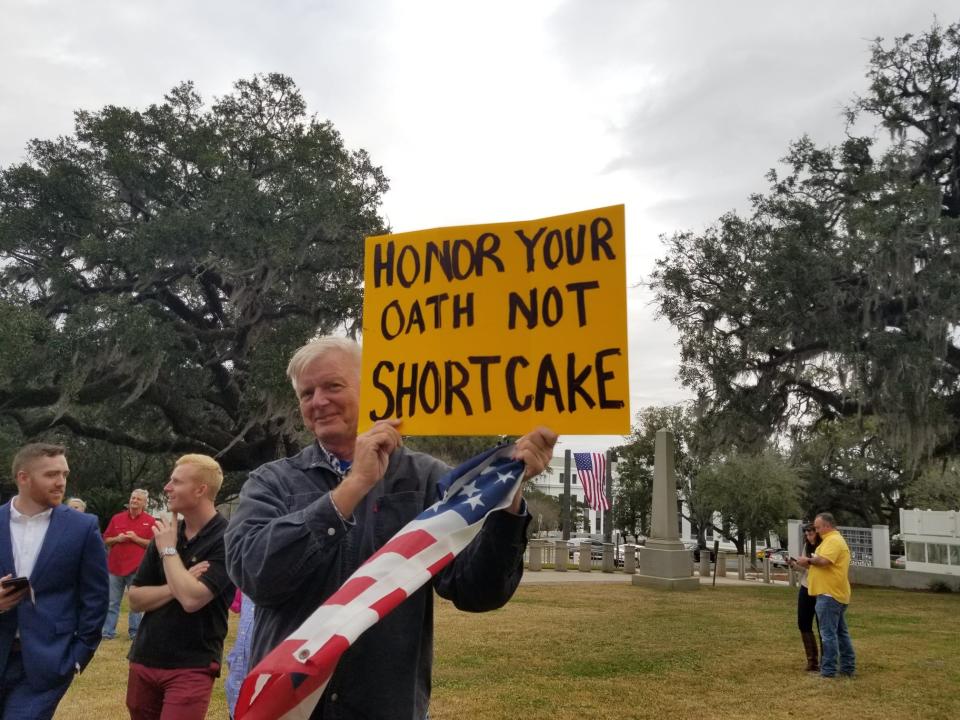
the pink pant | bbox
[126,662,218,720]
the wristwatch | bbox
[160,546,178,557]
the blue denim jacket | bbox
[225,443,529,720]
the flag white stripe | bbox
[284,482,515,657]
[287,514,486,647]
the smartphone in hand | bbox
[0,576,30,593]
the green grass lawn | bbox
[60,584,959,719]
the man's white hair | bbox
[286,337,361,392]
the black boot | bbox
[801,631,819,672]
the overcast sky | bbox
[2,0,956,453]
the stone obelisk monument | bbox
[633,429,700,591]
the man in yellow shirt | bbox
[795,512,856,677]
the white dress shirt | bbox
[10,498,53,579]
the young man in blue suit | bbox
[0,443,109,720]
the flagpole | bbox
[603,449,613,543]
[561,449,571,541]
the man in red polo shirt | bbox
[103,489,156,640]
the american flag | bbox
[574,452,609,512]
[235,444,525,720]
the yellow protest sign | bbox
[359,205,630,435]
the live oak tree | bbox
[790,417,906,528]
[790,416,960,528]
[906,459,960,510]
[611,465,652,542]
[695,451,802,557]
[0,74,389,475]
[651,22,960,470]
[55,437,169,530]
[522,486,561,540]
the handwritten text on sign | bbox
[359,205,629,435]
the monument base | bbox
[632,574,700,591]
[632,542,699,591]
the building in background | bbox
[529,454,619,538]
[900,509,960,576]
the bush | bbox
[927,580,957,593]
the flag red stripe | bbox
[246,636,345,675]
[426,552,454,576]
[366,528,436,563]
[325,576,377,606]
[237,635,350,720]
[368,587,408,619]
[241,670,329,720]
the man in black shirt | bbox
[127,454,234,720]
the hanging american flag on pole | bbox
[574,452,609,512]
[234,444,526,720]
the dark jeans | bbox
[127,662,218,720]
[0,648,72,720]
[815,595,855,677]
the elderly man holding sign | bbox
[225,336,556,720]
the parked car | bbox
[768,550,792,568]
[757,547,783,560]
[614,541,644,568]
[567,540,604,561]
[892,555,906,569]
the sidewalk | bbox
[520,569,791,588]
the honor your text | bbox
[371,217,616,338]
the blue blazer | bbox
[0,502,109,690]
